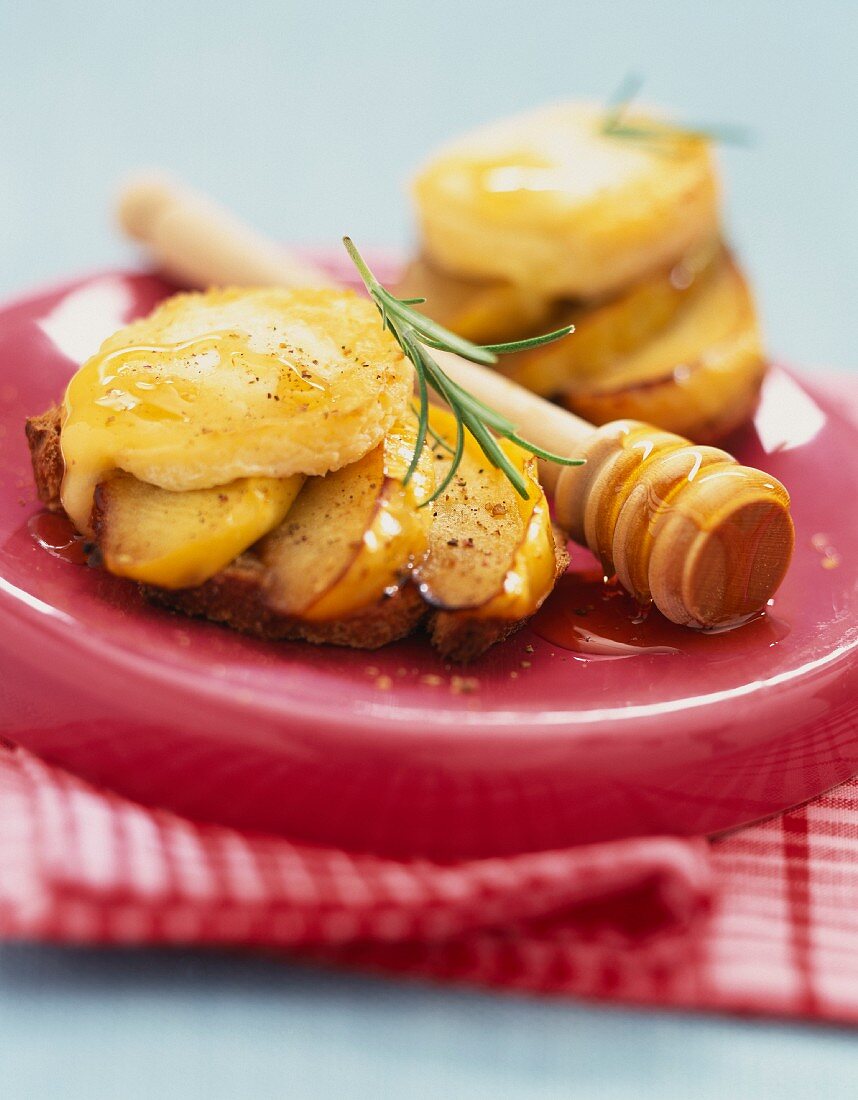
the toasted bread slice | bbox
[26,406,567,659]
[142,554,427,650]
[27,405,425,649]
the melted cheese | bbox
[412,102,719,299]
[60,287,412,532]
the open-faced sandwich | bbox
[397,98,765,443]
[27,286,568,661]
[25,93,795,662]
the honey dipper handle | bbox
[431,351,590,493]
[118,174,336,291]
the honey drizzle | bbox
[532,569,789,661]
[28,512,88,566]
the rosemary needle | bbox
[343,237,583,503]
[601,74,752,148]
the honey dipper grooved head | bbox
[554,420,795,629]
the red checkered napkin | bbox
[0,743,709,951]
[2,739,858,1024]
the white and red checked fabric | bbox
[1,739,858,1024]
[331,795,858,1022]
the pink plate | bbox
[1,258,857,859]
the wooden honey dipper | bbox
[117,174,795,629]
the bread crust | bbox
[428,527,569,662]
[25,405,566,659]
[142,555,427,649]
[25,408,64,511]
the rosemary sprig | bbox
[602,73,752,147]
[343,237,583,503]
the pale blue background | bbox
[1,1,857,1096]
[1,0,856,371]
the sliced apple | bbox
[394,255,554,345]
[416,406,560,659]
[499,241,720,396]
[563,254,766,443]
[93,472,303,588]
[396,240,717,385]
[260,416,434,622]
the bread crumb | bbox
[811,532,841,570]
[375,675,393,691]
[420,674,443,687]
[450,675,479,695]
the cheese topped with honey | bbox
[412,102,719,300]
[60,287,412,532]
